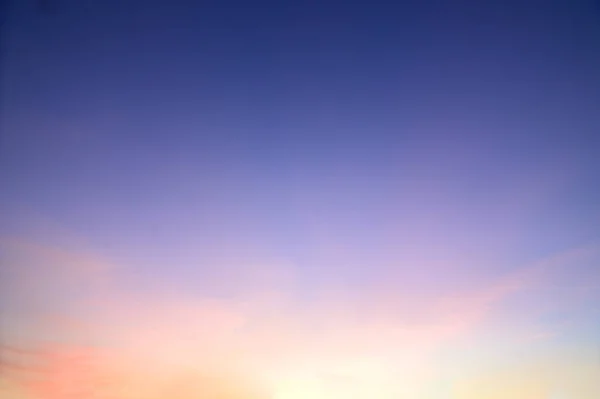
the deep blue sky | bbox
[1,0,600,303]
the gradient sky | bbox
[1,1,600,398]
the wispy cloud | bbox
[2,235,599,398]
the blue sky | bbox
[1,1,600,398]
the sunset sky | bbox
[1,1,600,398]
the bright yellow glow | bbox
[266,356,422,399]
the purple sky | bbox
[1,1,600,397]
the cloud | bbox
[2,235,598,399]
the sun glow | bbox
[266,356,419,399]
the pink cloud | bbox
[3,235,598,398]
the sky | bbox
[1,1,600,398]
